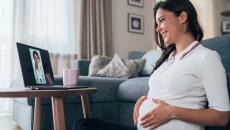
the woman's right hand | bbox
[133,96,148,126]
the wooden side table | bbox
[0,87,97,130]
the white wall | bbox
[213,0,230,36]
[191,0,230,39]
[113,0,155,58]
[112,0,230,58]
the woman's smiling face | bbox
[155,8,185,45]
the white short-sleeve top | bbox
[148,41,230,111]
[137,41,230,130]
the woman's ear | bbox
[178,11,188,24]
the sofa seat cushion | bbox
[78,76,126,102]
[118,77,149,102]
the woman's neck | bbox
[174,33,195,55]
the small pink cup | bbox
[63,69,79,86]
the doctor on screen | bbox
[30,49,46,84]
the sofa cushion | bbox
[78,76,126,102]
[118,77,149,102]
[96,55,145,79]
[88,55,111,76]
[141,50,162,76]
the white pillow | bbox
[141,50,162,76]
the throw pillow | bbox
[88,55,111,76]
[95,54,145,79]
[141,50,162,76]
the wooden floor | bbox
[0,114,22,130]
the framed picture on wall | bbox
[128,13,144,34]
[128,0,144,7]
[222,21,230,34]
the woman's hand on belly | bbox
[133,96,148,126]
[141,99,174,129]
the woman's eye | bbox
[159,17,165,23]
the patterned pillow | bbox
[88,55,111,76]
[95,54,145,79]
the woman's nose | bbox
[156,25,161,32]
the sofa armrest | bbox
[75,59,91,76]
[54,75,63,85]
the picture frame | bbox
[128,0,144,7]
[128,13,144,34]
[222,21,230,33]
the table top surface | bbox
[0,87,97,98]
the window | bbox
[22,0,78,54]
[0,0,79,113]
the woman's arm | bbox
[141,99,230,129]
[171,105,229,126]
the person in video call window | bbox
[32,50,46,84]
[72,0,230,130]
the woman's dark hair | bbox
[33,51,40,59]
[152,0,203,72]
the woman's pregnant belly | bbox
[137,98,202,130]
[137,98,158,130]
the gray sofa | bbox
[12,34,230,130]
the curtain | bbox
[21,0,80,75]
[0,0,79,113]
[21,0,77,54]
[77,0,114,59]
[50,53,77,75]
[0,0,15,112]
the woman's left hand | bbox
[140,99,173,130]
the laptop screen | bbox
[17,42,54,86]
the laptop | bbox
[16,42,86,90]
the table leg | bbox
[51,97,66,130]
[81,94,92,119]
[33,97,42,130]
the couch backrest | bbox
[128,51,145,59]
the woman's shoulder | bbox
[188,44,221,65]
[196,45,221,62]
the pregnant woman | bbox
[72,0,230,130]
[133,0,230,130]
